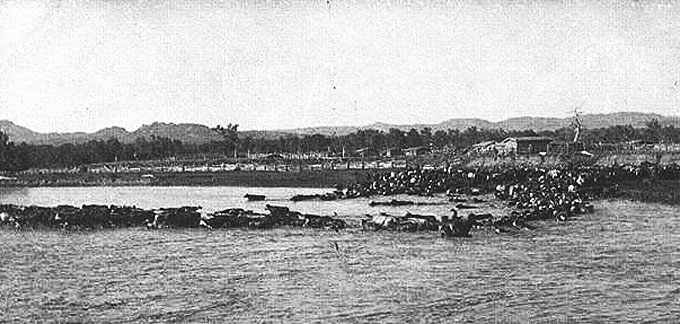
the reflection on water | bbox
[1,188,679,323]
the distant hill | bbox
[285,119,497,136]
[0,121,223,145]
[125,122,223,144]
[279,112,680,135]
[239,130,295,140]
[2,112,680,145]
[496,112,680,131]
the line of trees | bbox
[0,131,28,172]
[1,119,680,172]
[237,120,680,155]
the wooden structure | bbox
[403,147,432,156]
[498,136,553,154]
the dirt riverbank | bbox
[3,165,680,205]
[0,169,379,188]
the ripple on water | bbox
[1,200,680,323]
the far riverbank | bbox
[0,169,378,188]
[4,159,680,206]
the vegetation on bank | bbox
[2,169,375,188]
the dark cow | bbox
[244,194,266,201]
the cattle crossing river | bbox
[1,186,678,323]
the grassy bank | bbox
[4,161,680,206]
[1,169,381,188]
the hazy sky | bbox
[1,0,680,132]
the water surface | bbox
[1,187,678,323]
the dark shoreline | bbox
[3,169,680,206]
[0,169,379,188]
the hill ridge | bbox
[1,111,679,145]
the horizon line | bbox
[1,110,677,134]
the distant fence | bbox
[20,158,412,175]
[19,144,680,176]
[465,142,680,158]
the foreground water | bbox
[1,187,679,323]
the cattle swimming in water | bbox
[0,204,347,232]
[244,194,266,201]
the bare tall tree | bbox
[569,106,583,143]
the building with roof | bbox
[470,140,497,154]
[350,148,378,158]
[403,147,432,156]
[497,136,553,154]
[381,148,402,158]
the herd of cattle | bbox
[0,204,346,231]
[337,162,680,199]
[2,162,679,238]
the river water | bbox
[1,187,678,323]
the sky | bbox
[1,0,680,133]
